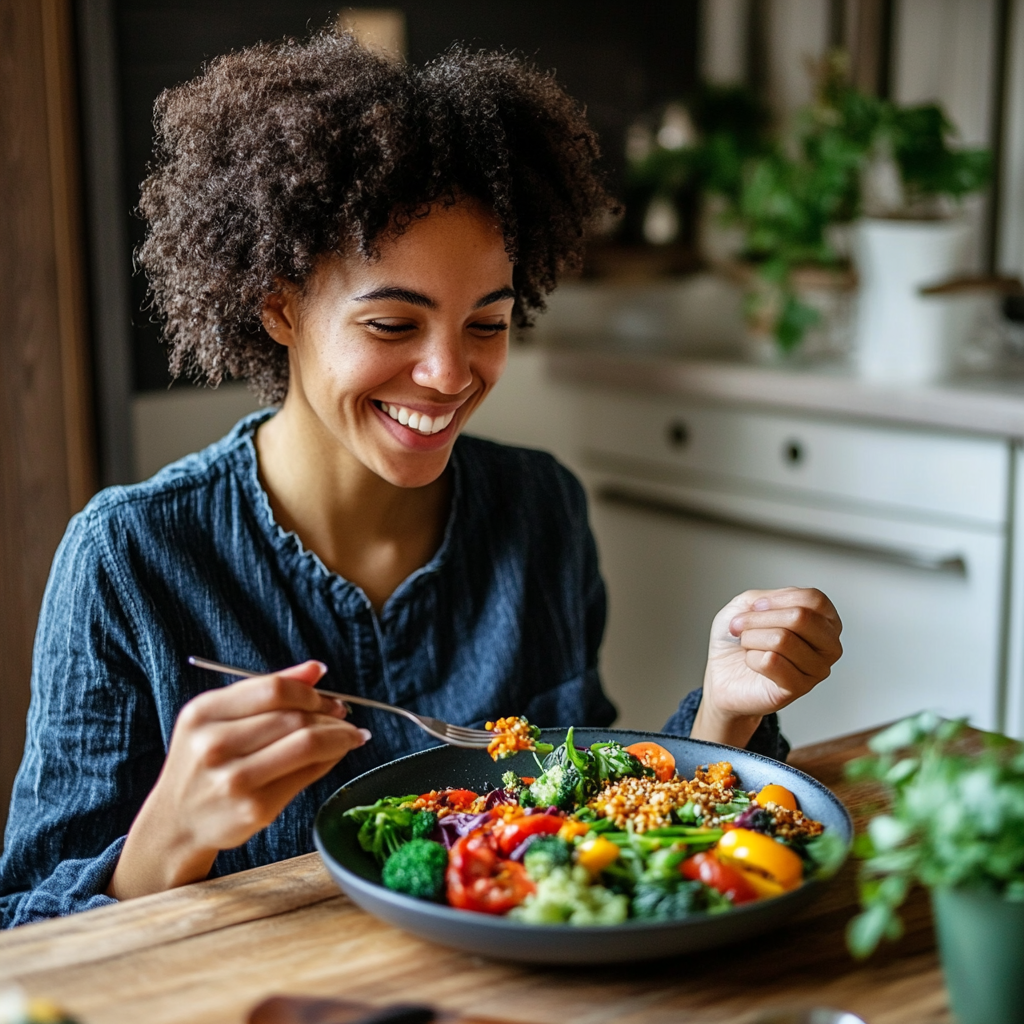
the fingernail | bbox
[753,598,770,611]
[729,615,744,634]
[358,728,372,744]
[313,660,328,675]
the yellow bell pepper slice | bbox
[755,784,798,811]
[734,865,785,899]
[575,835,620,875]
[716,828,803,890]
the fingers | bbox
[225,717,370,791]
[181,661,345,726]
[742,648,820,703]
[731,587,842,630]
[724,587,843,699]
[192,708,347,764]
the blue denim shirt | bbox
[0,411,787,927]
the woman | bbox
[0,33,841,927]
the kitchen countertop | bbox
[546,346,1024,439]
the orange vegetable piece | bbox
[755,783,798,811]
[624,742,676,782]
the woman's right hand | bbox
[107,660,369,900]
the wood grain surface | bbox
[0,729,950,1024]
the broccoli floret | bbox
[510,865,628,925]
[411,809,438,840]
[523,836,573,881]
[522,763,581,811]
[501,770,524,796]
[381,839,448,901]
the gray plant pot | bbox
[931,887,1024,1024]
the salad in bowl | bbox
[337,722,841,927]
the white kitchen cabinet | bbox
[470,348,1020,747]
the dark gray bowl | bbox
[314,728,852,964]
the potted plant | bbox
[627,78,860,357]
[626,55,991,365]
[846,712,1024,1024]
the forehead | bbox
[349,202,511,287]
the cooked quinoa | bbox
[587,762,740,833]
[761,802,824,841]
[485,716,539,760]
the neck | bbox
[254,393,450,611]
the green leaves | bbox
[624,56,992,355]
[846,715,1024,958]
[343,795,418,863]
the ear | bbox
[261,283,300,348]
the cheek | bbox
[477,340,509,390]
[301,333,402,403]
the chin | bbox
[375,452,452,490]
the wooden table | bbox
[0,729,949,1024]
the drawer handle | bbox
[596,485,968,576]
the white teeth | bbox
[379,402,455,435]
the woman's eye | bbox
[468,321,509,335]
[365,320,416,335]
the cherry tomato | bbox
[624,742,676,782]
[424,789,479,811]
[446,833,535,914]
[680,851,759,905]
[494,813,564,856]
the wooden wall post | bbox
[0,0,96,838]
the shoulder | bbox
[58,410,271,577]
[77,410,268,535]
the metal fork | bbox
[187,655,494,749]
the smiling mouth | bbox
[375,401,457,436]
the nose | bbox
[410,326,474,395]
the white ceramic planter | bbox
[852,218,970,382]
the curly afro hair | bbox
[138,31,615,403]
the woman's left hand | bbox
[691,587,843,748]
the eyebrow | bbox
[351,285,516,310]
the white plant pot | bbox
[852,218,970,382]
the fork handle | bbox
[186,656,425,724]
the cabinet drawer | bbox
[578,391,1009,526]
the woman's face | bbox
[262,201,514,489]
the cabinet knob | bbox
[784,439,805,465]
[667,420,689,448]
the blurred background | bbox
[3,0,1024,828]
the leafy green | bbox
[343,795,418,863]
[381,838,448,901]
[846,713,1024,959]
[590,741,651,783]
[631,875,731,920]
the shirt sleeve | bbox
[0,509,165,928]
[663,687,791,762]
